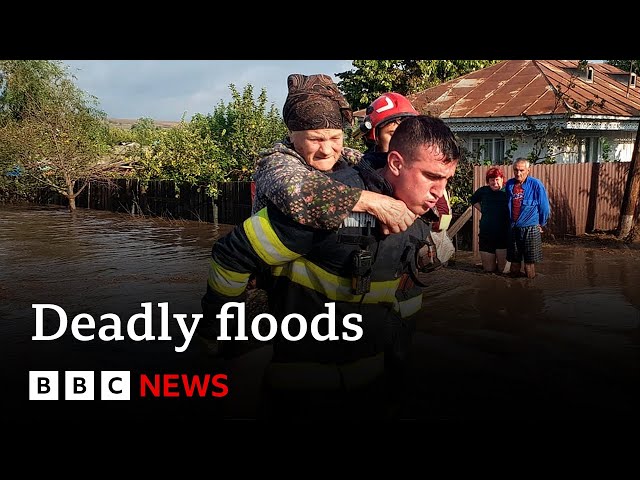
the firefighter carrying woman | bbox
[199,73,461,421]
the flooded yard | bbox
[1,204,638,424]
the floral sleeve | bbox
[253,146,363,230]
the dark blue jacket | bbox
[202,154,429,365]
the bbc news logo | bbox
[29,371,229,400]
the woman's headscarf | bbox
[282,73,353,131]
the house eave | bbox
[443,115,640,132]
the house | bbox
[355,60,640,164]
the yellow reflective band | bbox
[397,292,423,317]
[207,258,251,297]
[244,208,300,265]
[272,258,399,303]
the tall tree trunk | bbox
[618,122,640,239]
[67,182,77,212]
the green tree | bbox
[0,60,125,211]
[607,60,639,74]
[0,60,70,122]
[112,84,288,199]
[136,120,225,197]
[447,144,482,215]
[105,124,138,146]
[192,84,287,180]
[336,60,500,110]
[130,117,161,146]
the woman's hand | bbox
[355,190,418,234]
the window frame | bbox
[469,136,506,164]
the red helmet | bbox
[359,92,418,141]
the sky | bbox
[63,60,354,122]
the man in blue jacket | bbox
[505,158,550,279]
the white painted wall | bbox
[457,130,635,164]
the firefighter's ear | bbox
[387,150,403,176]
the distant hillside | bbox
[108,118,181,130]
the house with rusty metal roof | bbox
[356,60,640,164]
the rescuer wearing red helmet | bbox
[358,93,455,261]
[359,92,419,152]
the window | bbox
[586,66,594,83]
[470,137,505,163]
[631,72,636,89]
[583,137,601,163]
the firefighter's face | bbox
[290,129,344,171]
[386,144,458,216]
[375,120,402,153]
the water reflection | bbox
[410,242,640,423]
[1,204,638,424]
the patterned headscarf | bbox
[283,73,353,131]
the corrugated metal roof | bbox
[355,60,640,120]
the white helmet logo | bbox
[375,96,394,113]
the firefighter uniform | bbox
[201,155,432,417]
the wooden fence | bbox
[37,179,253,226]
[25,161,635,252]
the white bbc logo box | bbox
[29,371,131,400]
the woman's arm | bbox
[354,190,418,234]
[254,149,416,232]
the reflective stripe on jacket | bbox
[203,158,429,367]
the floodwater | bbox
[1,204,638,425]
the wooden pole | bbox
[447,205,472,239]
[618,120,640,239]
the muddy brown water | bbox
[1,204,638,425]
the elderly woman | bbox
[252,74,417,235]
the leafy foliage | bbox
[130,117,161,146]
[0,60,70,122]
[1,60,513,214]
[135,120,224,197]
[0,60,127,210]
[607,60,640,74]
[190,84,287,180]
[120,86,288,197]
[446,143,482,215]
[336,60,501,110]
